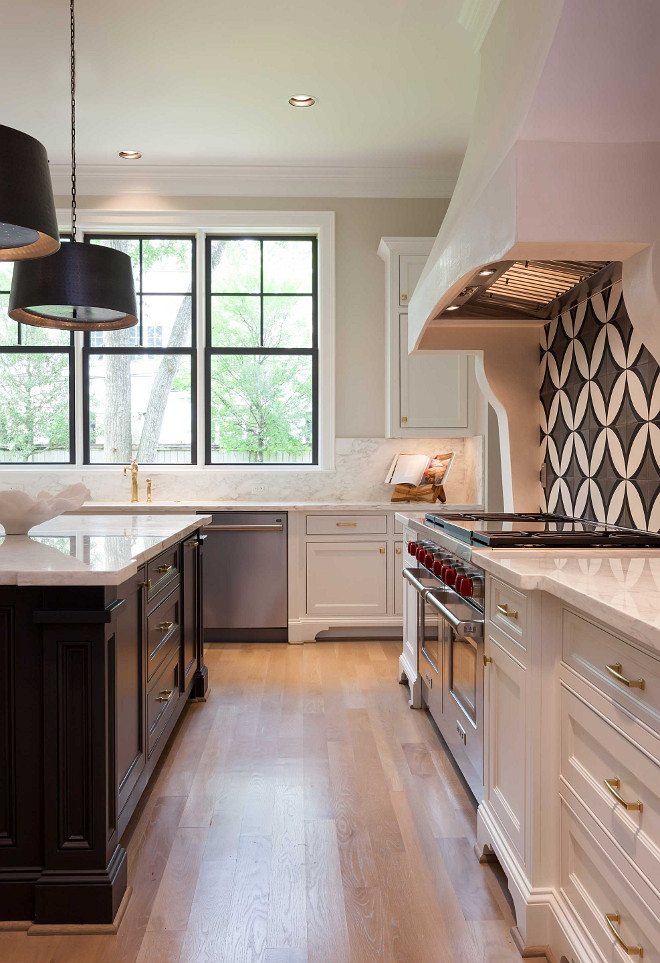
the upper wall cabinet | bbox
[378,237,476,438]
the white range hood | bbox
[409,0,660,512]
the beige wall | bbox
[62,194,450,438]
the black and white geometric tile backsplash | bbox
[540,279,660,532]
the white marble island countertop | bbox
[0,514,210,586]
[396,510,660,654]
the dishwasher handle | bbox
[204,523,284,533]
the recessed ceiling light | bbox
[289,95,316,107]
[478,268,495,276]
[446,304,460,311]
[118,150,142,160]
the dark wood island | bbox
[0,514,210,930]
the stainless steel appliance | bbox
[199,512,288,642]
[403,541,485,802]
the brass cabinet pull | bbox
[157,564,174,575]
[605,662,645,690]
[604,777,643,812]
[155,689,173,703]
[401,416,408,423]
[604,913,643,956]
[379,547,386,554]
[336,522,357,527]
[141,579,152,591]
[157,621,174,633]
[401,293,408,301]
[395,546,402,555]
[497,603,518,619]
[483,655,493,666]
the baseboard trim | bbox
[510,925,556,961]
[0,921,30,932]
[26,886,132,936]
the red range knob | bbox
[424,551,434,567]
[432,559,443,577]
[444,567,457,586]
[408,541,417,554]
[454,576,465,595]
[462,578,474,597]
[416,545,426,561]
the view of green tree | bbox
[0,352,70,461]
[0,234,316,465]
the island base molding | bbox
[477,803,608,963]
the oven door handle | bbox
[425,589,484,639]
[402,567,428,594]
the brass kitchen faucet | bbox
[123,458,139,503]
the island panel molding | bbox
[541,279,660,532]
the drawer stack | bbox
[145,544,182,756]
[560,608,660,960]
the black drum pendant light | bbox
[0,125,60,260]
[9,0,137,331]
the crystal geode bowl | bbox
[0,484,90,535]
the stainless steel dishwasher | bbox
[199,512,288,642]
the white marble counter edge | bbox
[4,515,211,588]
[69,502,483,514]
[396,511,660,656]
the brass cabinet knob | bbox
[157,564,174,575]
[401,293,407,301]
[157,621,174,633]
[156,689,173,703]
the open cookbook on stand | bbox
[385,452,455,502]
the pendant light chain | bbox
[70,0,77,242]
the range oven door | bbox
[403,568,443,714]
[426,590,484,801]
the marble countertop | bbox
[0,514,210,586]
[70,501,482,514]
[395,511,660,654]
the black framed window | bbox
[205,236,318,465]
[0,257,75,464]
[83,235,196,465]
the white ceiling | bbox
[1,0,479,181]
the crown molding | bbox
[48,164,457,199]
[458,0,501,52]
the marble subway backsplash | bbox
[0,437,482,505]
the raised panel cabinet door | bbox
[394,542,403,616]
[486,635,527,863]
[399,254,427,306]
[399,314,469,431]
[306,541,387,617]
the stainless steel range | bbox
[402,511,660,802]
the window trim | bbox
[204,234,318,467]
[25,209,335,470]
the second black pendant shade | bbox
[0,125,60,261]
[9,241,138,330]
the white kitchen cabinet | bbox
[378,237,476,438]
[485,632,527,864]
[393,541,403,615]
[399,254,427,306]
[305,541,387,617]
[399,313,469,432]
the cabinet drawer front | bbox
[562,609,660,731]
[306,514,387,535]
[488,578,527,644]
[147,647,181,757]
[561,685,660,890]
[147,544,180,601]
[147,588,181,682]
[561,799,660,961]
